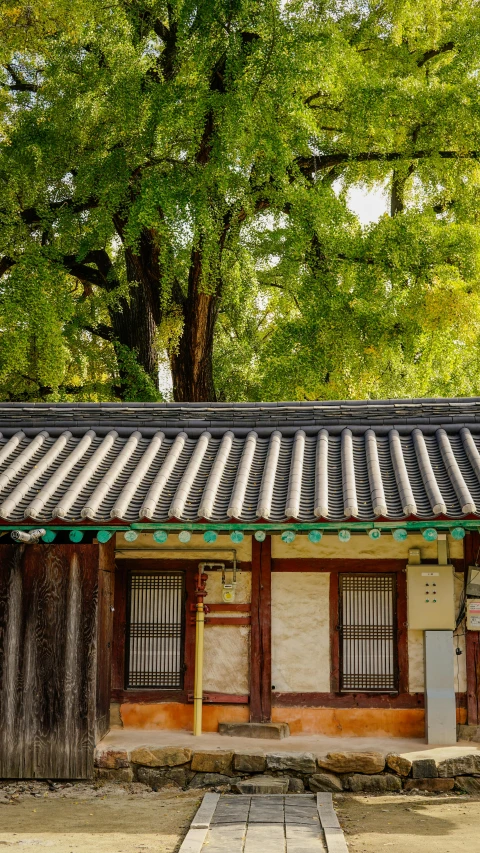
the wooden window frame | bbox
[329,561,408,696]
[125,569,186,691]
[111,560,197,703]
[338,572,399,693]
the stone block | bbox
[189,773,232,790]
[266,752,316,775]
[233,752,266,773]
[191,751,233,775]
[95,749,129,770]
[94,768,134,783]
[137,767,192,789]
[412,759,438,779]
[234,776,289,794]
[130,746,192,768]
[457,725,480,742]
[288,777,305,793]
[404,778,454,792]
[317,751,385,775]
[386,754,412,777]
[346,774,402,793]
[309,772,343,793]
[437,754,480,777]
[219,722,290,739]
[454,776,480,793]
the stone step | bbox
[234,776,289,794]
[218,722,290,739]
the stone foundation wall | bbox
[94,746,480,795]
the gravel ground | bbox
[335,793,480,853]
[0,781,201,853]
[1,783,480,853]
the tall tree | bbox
[1,0,480,401]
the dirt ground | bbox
[1,783,480,853]
[0,782,201,853]
[335,793,480,853]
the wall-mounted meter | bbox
[407,564,455,630]
[467,600,480,630]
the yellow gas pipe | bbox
[193,572,207,736]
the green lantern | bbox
[451,527,465,540]
[281,530,296,544]
[97,530,113,543]
[124,530,138,542]
[69,529,83,543]
[42,529,56,543]
[422,528,437,542]
[178,530,191,543]
[230,530,244,543]
[153,530,168,543]
[392,528,408,542]
[308,530,322,543]
[203,530,217,543]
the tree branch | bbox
[20,196,98,226]
[82,323,113,342]
[4,63,39,92]
[417,42,455,67]
[0,256,14,277]
[297,149,480,176]
[61,249,119,291]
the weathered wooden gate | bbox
[0,542,113,779]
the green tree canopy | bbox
[1,0,480,401]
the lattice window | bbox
[339,573,398,692]
[126,572,185,689]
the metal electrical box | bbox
[467,600,480,630]
[407,564,455,630]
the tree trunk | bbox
[170,249,218,402]
[108,226,162,395]
[110,281,159,387]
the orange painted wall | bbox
[119,701,465,736]
[120,702,249,731]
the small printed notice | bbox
[421,572,439,577]
[467,601,480,630]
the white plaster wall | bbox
[271,532,463,561]
[407,630,424,692]
[454,573,467,693]
[408,572,466,693]
[203,625,250,694]
[271,572,330,693]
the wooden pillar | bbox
[465,531,480,725]
[250,535,272,723]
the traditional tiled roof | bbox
[0,400,480,523]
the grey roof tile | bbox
[0,400,480,523]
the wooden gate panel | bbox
[96,538,115,741]
[0,544,100,779]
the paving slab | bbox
[179,792,348,853]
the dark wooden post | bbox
[465,531,480,725]
[250,535,272,723]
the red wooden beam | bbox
[465,531,480,725]
[250,535,272,723]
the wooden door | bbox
[96,539,115,741]
[0,543,102,779]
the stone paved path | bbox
[179,793,348,853]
